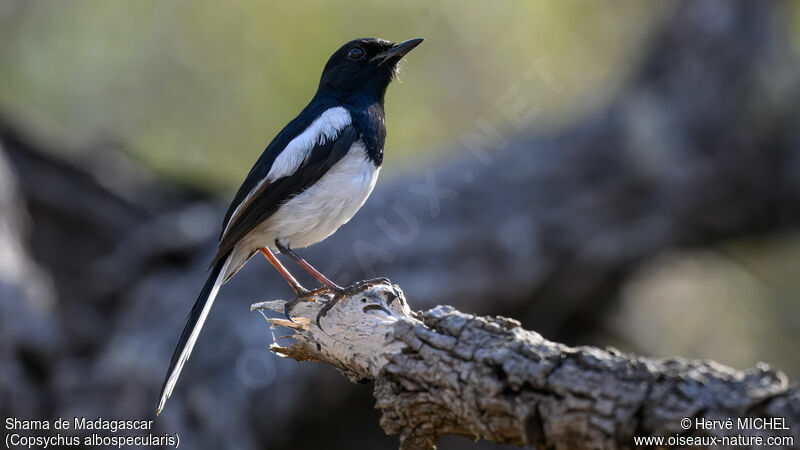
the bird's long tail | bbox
[157,253,230,415]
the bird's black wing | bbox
[219,112,315,242]
[209,124,357,268]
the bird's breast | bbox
[253,141,380,249]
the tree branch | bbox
[253,283,800,450]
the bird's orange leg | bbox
[259,247,326,320]
[272,244,343,291]
[259,247,307,293]
[274,241,391,327]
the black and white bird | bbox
[157,37,423,414]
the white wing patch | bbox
[220,107,351,238]
[267,106,351,181]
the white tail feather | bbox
[157,257,229,415]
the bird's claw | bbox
[357,277,392,288]
[315,298,337,329]
[315,277,392,328]
[284,287,329,322]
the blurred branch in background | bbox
[1,0,799,449]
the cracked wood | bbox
[252,283,800,449]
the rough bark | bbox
[254,284,800,450]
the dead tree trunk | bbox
[253,284,800,450]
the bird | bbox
[157,37,423,414]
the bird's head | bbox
[317,37,423,104]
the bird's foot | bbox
[285,287,330,322]
[349,277,392,291]
[315,277,392,328]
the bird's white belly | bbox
[243,141,379,250]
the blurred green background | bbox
[0,0,798,383]
[0,0,659,189]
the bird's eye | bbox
[348,47,365,60]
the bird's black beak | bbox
[371,38,424,65]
